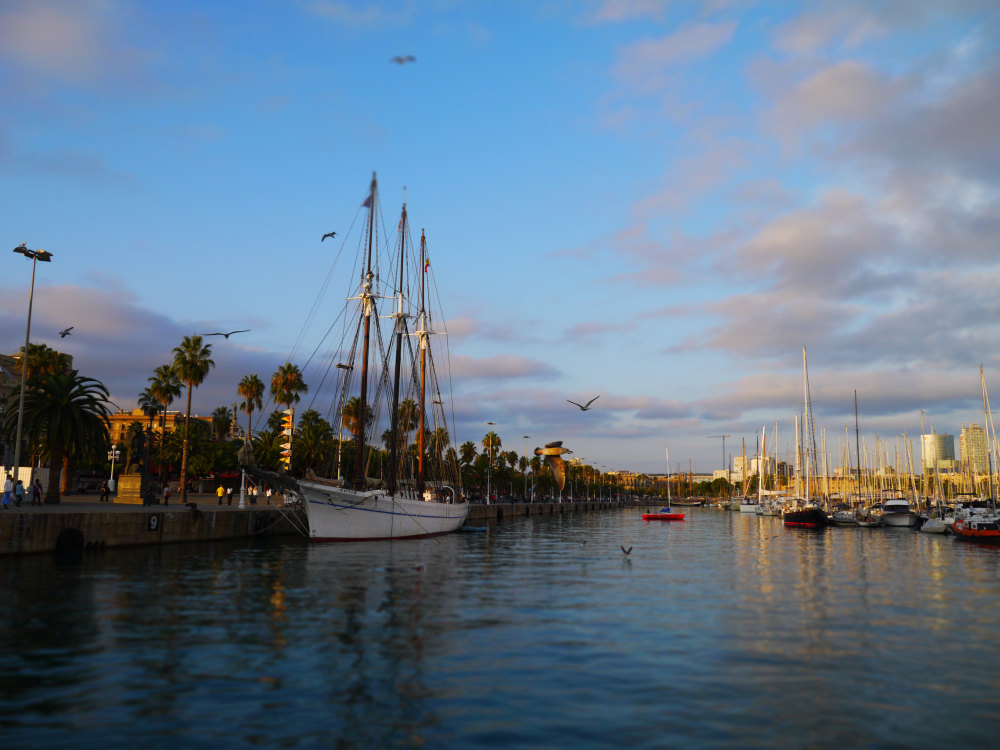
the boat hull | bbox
[782,507,828,528]
[882,513,918,528]
[301,481,469,541]
[642,513,685,521]
[953,518,1000,542]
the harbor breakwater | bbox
[0,497,629,555]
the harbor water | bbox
[2,507,999,748]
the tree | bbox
[2,370,111,503]
[237,373,265,440]
[211,406,232,441]
[482,431,501,467]
[270,363,308,412]
[172,335,215,502]
[341,397,370,440]
[147,364,181,482]
[137,387,161,431]
[12,342,69,381]
[459,441,477,468]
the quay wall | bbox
[0,507,302,556]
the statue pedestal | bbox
[115,473,156,505]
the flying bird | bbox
[621,545,632,555]
[321,231,337,242]
[390,55,416,65]
[567,395,600,411]
[59,326,74,338]
[202,329,250,339]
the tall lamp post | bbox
[486,421,495,504]
[11,244,53,479]
[522,435,530,501]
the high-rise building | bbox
[921,431,955,473]
[960,424,988,474]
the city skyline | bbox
[2,1,998,474]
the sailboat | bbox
[782,347,828,529]
[953,365,1000,542]
[259,174,469,541]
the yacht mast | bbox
[387,200,408,496]
[417,230,428,497]
[355,172,377,488]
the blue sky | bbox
[2,0,998,475]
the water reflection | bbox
[2,511,1000,747]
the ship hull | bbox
[301,481,469,541]
[782,507,828,528]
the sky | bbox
[1,0,998,476]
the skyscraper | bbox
[921,431,955,474]
[961,424,988,474]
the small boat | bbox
[738,497,759,513]
[952,512,1000,541]
[856,507,883,527]
[881,495,918,528]
[830,505,859,526]
[642,507,685,521]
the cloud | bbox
[450,354,559,381]
[614,21,737,90]
[305,1,406,26]
[584,0,668,25]
[0,0,153,89]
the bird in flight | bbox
[567,395,599,411]
[321,231,337,242]
[59,326,74,338]
[621,545,632,555]
[390,55,416,65]
[202,329,250,339]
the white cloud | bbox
[614,21,737,90]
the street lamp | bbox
[11,244,53,479]
[486,421,495,505]
[523,435,530,501]
[108,443,120,484]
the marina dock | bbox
[0,495,629,555]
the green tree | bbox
[459,441,477,467]
[13,342,69,381]
[341,397,370,440]
[237,373,265,439]
[147,364,181,481]
[3,371,111,503]
[172,335,215,502]
[482,431,501,467]
[270,363,308,412]
[211,406,232,441]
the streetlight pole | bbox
[486,421,495,505]
[523,435,530,501]
[11,244,53,480]
[108,444,120,483]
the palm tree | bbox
[137,387,161,432]
[3,370,111,503]
[147,364,182,485]
[459,441,477,468]
[270,363,308,413]
[211,406,232,441]
[482,431,501,467]
[13,342,69,381]
[172,335,215,502]
[237,373,265,440]
[341,396,369,440]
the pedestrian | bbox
[265,487,272,505]
[99,479,110,502]
[217,483,225,505]
[251,485,258,505]
[163,484,171,505]
[31,478,43,506]
[226,486,233,506]
[14,480,26,507]
[2,474,11,509]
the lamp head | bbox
[13,243,28,256]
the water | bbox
[2,507,1000,748]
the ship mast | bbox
[417,230,428,498]
[387,201,408,496]
[355,172,377,489]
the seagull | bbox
[567,395,599,411]
[390,55,416,64]
[621,545,632,555]
[321,231,337,242]
[202,329,250,339]
[59,326,74,338]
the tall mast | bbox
[417,230,428,497]
[355,172,377,488]
[803,346,811,502]
[387,200,408,496]
[854,391,862,504]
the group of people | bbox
[2,475,44,508]
[216,483,274,506]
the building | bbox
[960,424,988,474]
[921,431,956,474]
[108,408,210,446]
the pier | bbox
[0,495,630,555]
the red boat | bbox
[643,507,685,521]
[953,516,1000,541]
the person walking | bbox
[226,486,233,506]
[99,479,110,503]
[14,480,26,507]
[217,483,225,505]
[163,484,171,505]
[2,474,11,509]
[30,478,43,506]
